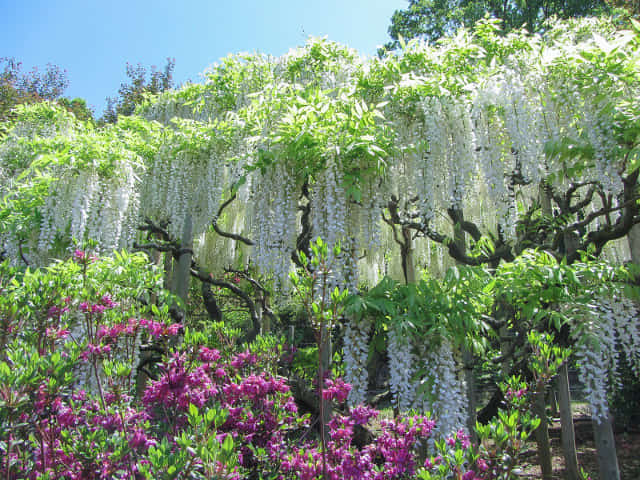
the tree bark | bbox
[163,248,173,291]
[593,414,621,480]
[201,282,222,322]
[401,225,416,284]
[463,348,478,443]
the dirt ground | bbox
[517,408,640,479]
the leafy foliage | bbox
[381,0,611,52]
[102,58,175,124]
[0,58,93,135]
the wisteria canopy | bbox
[2,17,638,284]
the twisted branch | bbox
[212,194,254,246]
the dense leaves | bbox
[381,0,611,52]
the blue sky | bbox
[1,0,407,116]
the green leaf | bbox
[222,433,234,455]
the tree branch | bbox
[225,266,278,327]
[448,207,482,242]
[580,169,640,260]
[212,193,254,246]
[133,241,192,259]
[190,264,261,343]
[135,218,261,342]
[292,180,312,268]
[18,242,29,266]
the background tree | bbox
[57,97,94,123]
[102,57,175,123]
[380,0,610,52]
[607,0,640,15]
[0,58,72,132]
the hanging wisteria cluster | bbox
[39,160,140,256]
[249,162,299,285]
[343,315,373,406]
[387,326,417,412]
[414,340,468,437]
[574,294,640,422]
[140,145,226,240]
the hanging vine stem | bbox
[382,194,420,284]
[212,193,254,246]
[133,218,262,342]
[224,266,278,330]
[291,180,312,269]
[17,242,29,267]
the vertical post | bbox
[452,210,477,442]
[557,363,580,480]
[540,182,580,477]
[593,413,621,480]
[173,213,193,303]
[533,385,553,480]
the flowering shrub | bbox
[0,250,571,480]
[0,254,438,480]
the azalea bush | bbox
[0,249,561,480]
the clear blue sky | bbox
[1,0,408,116]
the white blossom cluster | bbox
[343,315,372,406]
[412,98,476,217]
[574,334,611,423]
[341,219,360,294]
[583,99,622,194]
[471,106,514,234]
[3,21,638,297]
[500,71,546,186]
[249,162,298,286]
[309,161,352,291]
[414,339,467,438]
[611,295,640,378]
[388,325,416,412]
[358,192,384,258]
[573,296,620,422]
[572,292,640,423]
[35,160,140,257]
[471,73,545,240]
[139,147,228,241]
